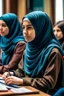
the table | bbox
[0,74,50,96]
[0,86,50,96]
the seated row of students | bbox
[0,11,64,95]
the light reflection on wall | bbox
[55,0,63,22]
[0,0,3,16]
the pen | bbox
[7,69,11,76]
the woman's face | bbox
[0,20,9,36]
[53,25,63,40]
[22,20,35,42]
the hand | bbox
[3,65,10,72]
[2,72,14,79]
[4,76,23,85]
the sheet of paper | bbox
[0,83,8,91]
[0,77,3,80]
[10,87,32,93]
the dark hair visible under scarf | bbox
[0,13,25,65]
[54,20,64,45]
[54,20,64,37]
[22,11,64,77]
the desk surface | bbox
[0,86,50,96]
[0,74,50,96]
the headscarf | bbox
[22,11,64,77]
[0,13,25,65]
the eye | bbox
[27,26,33,30]
[57,30,61,32]
[22,26,25,30]
[2,24,7,27]
[53,29,61,32]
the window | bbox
[27,0,44,12]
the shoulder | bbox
[17,41,26,46]
[14,41,26,51]
[50,48,62,56]
[16,41,26,48]
[49,48,62,60]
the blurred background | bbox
[0,0,64,25]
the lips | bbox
[0,31,4,35]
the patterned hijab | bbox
[0,13,25,65]
[22,11,63,77]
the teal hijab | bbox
[23,11,64,77]
[0,13,25,65]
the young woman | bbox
[0,13,26,73]
[3,11,64,95]
[53,21,64,50]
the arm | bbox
[3,48,62,93]
[22,48,62,92]
[3,41,26,71]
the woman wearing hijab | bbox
[53,20,64,50]
[0,13,26,73]
[2,11,64,95]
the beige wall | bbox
[44,0,55,24]
[18,0,27,21]
[3,0,55,24]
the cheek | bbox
[5,29,9,35]
[30,33,35,41]
[59,32,63,36]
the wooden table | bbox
[0,86,50,96]
[0,74,50,96]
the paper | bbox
[0,77,3,80]
[0,83,8,91]
[10,87,32,93]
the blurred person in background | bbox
[53,20,64,50]
[0,13,26,73]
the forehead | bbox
[0,20,6,24]
[23,20,32,26]
[54,25,60,29]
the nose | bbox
[54,31,57,36]
[23,27,28,34]
[0,25,2,31]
